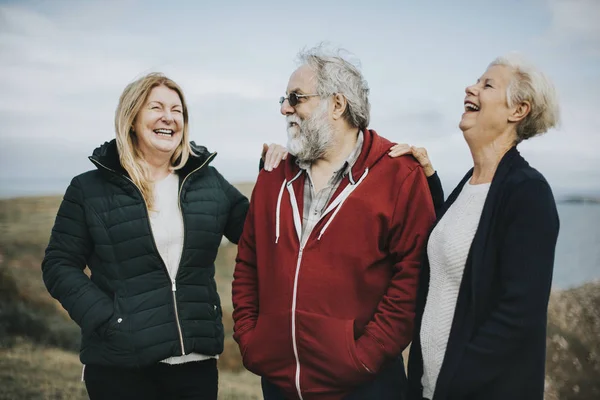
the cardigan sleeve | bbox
[426,172,444,216]
[447,178,559,397]
[214,168,250,244]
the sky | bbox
[0,0,598,198]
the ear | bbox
[508,101,530,123]
[331,93,347,120]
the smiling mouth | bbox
[464,101,480,112]
[288,122,299,128]
[154,129,174,137]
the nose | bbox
[280,98,294,116]
[161,110,175,123]
[465,83,478,97]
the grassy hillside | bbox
[0,192,260,399]
[1,191,599,399]
[0,339,262,400]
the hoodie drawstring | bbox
[275,179,287,244]
[276,168,370,244]
[276,170,303,244]
[318,168,369,240]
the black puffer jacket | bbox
[42,139,248,367]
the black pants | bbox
[262,356,406,400]
[84,359,218,400]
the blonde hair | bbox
[115,72,195,209]
[489,54,560,143]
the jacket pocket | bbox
[100,294,131,354]
[295,311,371,392]
[242,311,294,380]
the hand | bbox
[261,143,288,171]
[388,144,435,177]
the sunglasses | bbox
[279,92,320,107]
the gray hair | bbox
[297,44,370,130]
[489,54,560,143]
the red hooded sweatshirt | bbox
[232,129,436,400]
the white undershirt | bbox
[149,172,216,365]
[420,181,490,399]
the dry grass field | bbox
[0,192,262,399]
[1,189,599,399]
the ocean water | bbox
[0,180,598,290]
[553,203,600,289]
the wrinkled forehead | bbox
[286,64,317,94]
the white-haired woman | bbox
[42,72,286,400]
[389,55,561,400]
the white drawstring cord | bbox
[318,168,369,240]
[275,179,287,244]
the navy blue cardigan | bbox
[408,147,560,400]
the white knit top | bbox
[149,172,216,365]
[420,181,490,399]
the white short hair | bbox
[297,44,370,130]
[489,54,560,143]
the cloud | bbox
[545,0,600,55]
[374,108,456,142]
[0,3,281,188]
[548,0,600,37]
[0,4,276,120]
[0,0,598,198]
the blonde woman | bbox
[390,55,561,400]
[42,73,286,399]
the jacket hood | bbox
[89,139,215,176]
[274,129,394,244]
[281,129,393,181]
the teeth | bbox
[154,129,173,135]
[465,103,480,111]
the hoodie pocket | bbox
[295,311,371,392]
[242,311,294,379]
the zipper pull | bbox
[172,280,176,292]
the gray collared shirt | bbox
[296,130,364,246]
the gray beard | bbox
[287,102,334,163]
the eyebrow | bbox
[147,100,182,108]
[287,88,305,95]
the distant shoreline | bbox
[557,195,600,205]
[1,177,600,202]
[0,182,600,205]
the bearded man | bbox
[232,45,437,400]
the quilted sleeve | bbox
[41,177,114,336]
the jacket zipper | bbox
[172,153,216,354]
[284,172,365,400]
[170,280,185,354]
[90,153,215,356]
[291,245,305,400]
